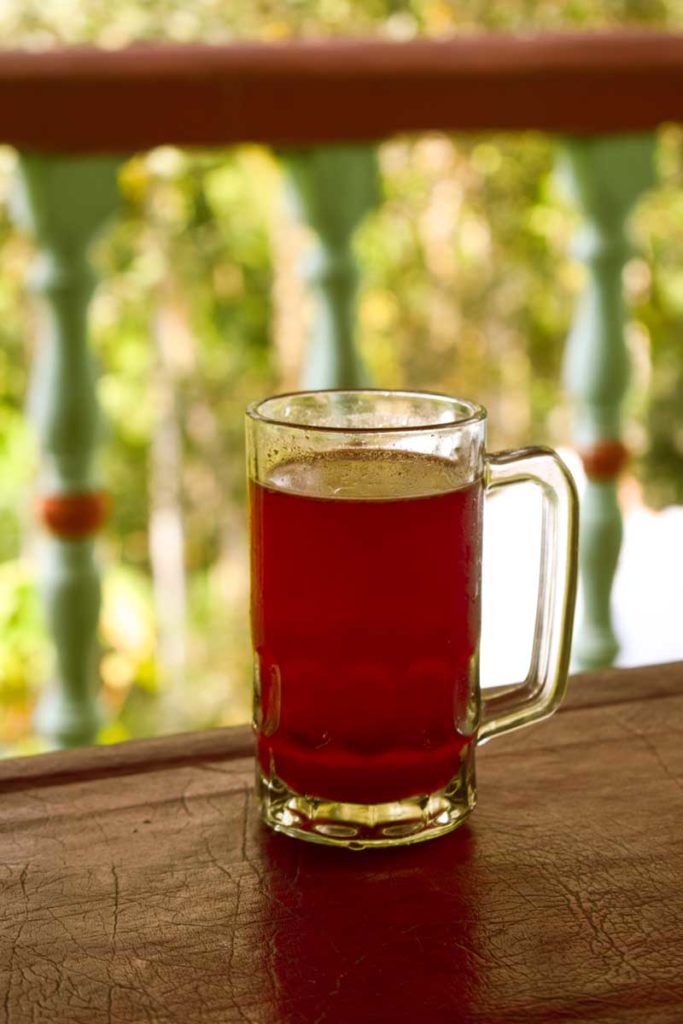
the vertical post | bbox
[559,135,655,669]
[14,153,121,746]
[282,145,380,389]
[149,293,188,730]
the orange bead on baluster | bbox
[578,440,629,481]
[36,491,110,540]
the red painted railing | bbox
[0,31,681,152]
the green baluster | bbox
[282,146,380,388]
[559,135,656,669]
[14,153,122,746]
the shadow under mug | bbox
[246,389,579,849]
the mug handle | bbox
[478,447,579,743]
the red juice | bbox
[250,450,483,805]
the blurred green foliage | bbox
[1,0,682,751]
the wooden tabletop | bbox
[1,662,682,1023]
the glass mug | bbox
[246,390,578,849]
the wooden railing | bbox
[2,32,683,146]
[2,31,683,747]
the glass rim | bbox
[246,388,487,434]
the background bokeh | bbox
[1,0,682,752]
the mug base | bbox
[257,763,476,850]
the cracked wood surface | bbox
[1,663,682,1023]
